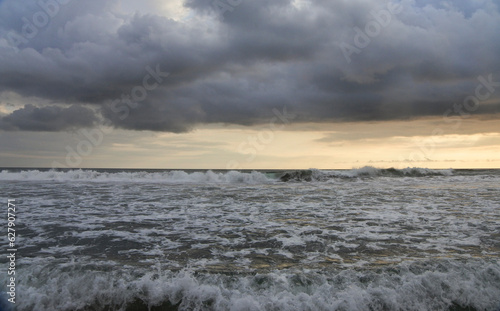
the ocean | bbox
[0,167,499,311]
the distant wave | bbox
[0,166,454,183]
[0,169,273,184]
[278,166,454,182]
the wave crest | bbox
[13,260,500,311]
[0,166,454,183]
[0,169,273,184]
[279,166,454,182]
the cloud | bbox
[0,0,499,132]
[0,104,98,131]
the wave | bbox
[0,169,273,184]
[0,166,454,184]
[10,259,500,311]
[278,166,454,182]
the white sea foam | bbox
[317,166,454,179]
[8,260,500,311]
[0,169,274,184]
[0,166,456,184]
[2,168,499,311]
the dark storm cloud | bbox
[0,0,500,132]
[0,104,98,131]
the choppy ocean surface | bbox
[0,167,499,311]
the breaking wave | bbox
[0,169,273,184]
[11,259,500,311]
[0,166,455,184]
[278,166,454,182]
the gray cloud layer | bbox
[0,104,97,131]
[0,0,500,132]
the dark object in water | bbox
[279,170,314,182]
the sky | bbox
[0,0,499,169]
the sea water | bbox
[0,167,499,310]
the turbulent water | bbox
[0,167,499,311]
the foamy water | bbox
[0,167,499,310]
